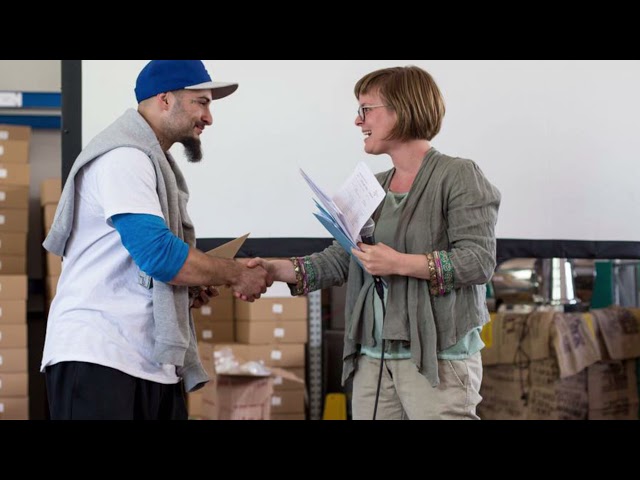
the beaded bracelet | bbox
[439,250,454,294]
[425,253,439,296]
[290,257,304,296]
[433,251,446,296]
[303,256,316,292]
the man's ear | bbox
[158,92,170,109]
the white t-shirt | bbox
[41,147,180,384]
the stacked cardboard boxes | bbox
[0,125,29,276]
[191,286,235,344]
[188,285,236,419]
[188,279,309,420]
[233,282,307,419]
[40,178,61,310]
[193,342,304,420]
[0,125,31,420]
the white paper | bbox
[300,168,351,238]
[300,162,385,253]
[333,162,387,241]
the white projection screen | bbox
[62,60,640,260]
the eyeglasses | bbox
[357,104,388,121]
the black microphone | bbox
[359,217,376,246]
[359,218,384,300]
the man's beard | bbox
[182,137,203,163]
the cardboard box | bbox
[270,389,305,414]
[0,348,27,373]
[0,397,29,420]
[0,233,26,256]
[215,343,305,368]
[0,255,26,275]
[0,125,30,164]
[0,324,27,348]
[187,391,203,418]
[0,372,28,396]
[235,320,308,344]
[198,342,304,420]
[0,300,26,324]
[273,367,306,391]
[0,185,29,209]
[198,341,271,420]
[191,297,234,322]
[195,320,234,344]
[40,178,61,206]
[0,163,30,186]
[43,204,57,232]
[0,275,27,300]
[235,297,307,322]
[0,209,28,233]
[0,142,29,164]
[214,375,274,420]
[46,253,61,275]
[46,275,59,300]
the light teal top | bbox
[360,191,484,360]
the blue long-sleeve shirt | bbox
[111,213,189,282]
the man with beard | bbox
[41,60,272,420]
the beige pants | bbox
[351,352,483,420]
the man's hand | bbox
[190,286,219,309]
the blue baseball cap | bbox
[135,60,238,103]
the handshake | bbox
[188,257,276,307]
[230,257,275,302]
[182,236,285,306]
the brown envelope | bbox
[205,233,250,259]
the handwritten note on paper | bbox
[300,162,385,261]
[333,162,386,241]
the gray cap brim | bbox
[186,81,238,100]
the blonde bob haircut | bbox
[354,65,445,142]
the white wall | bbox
[81,60,640,242]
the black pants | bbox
[45,361,188,420]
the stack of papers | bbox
[300,162,386,257]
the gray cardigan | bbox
[308,148,501,386]
[43,109,208,392]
